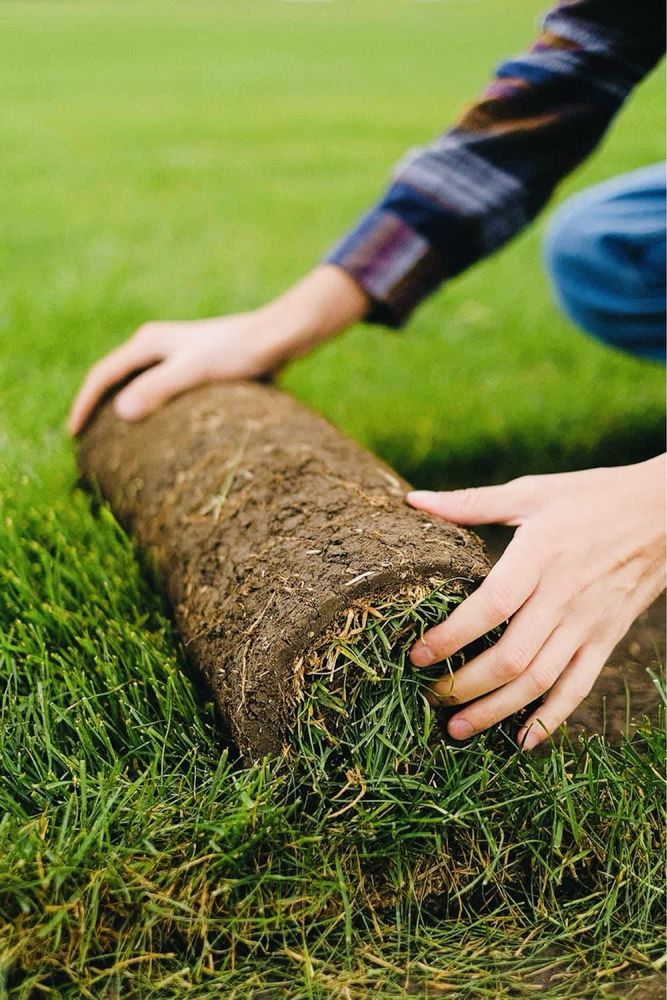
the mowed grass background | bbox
[1,0,665,493]
[0,1,665,997]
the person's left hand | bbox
[407,456,666,749]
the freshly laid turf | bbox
[0,493,664,997]
[0,0,664,996]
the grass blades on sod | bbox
[0,490,663,997]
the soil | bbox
[78,381,490,761]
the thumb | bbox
[114,358,199,421]
[407,481,529,526]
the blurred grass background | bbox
[0,0,664,498]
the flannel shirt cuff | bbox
[323,207,446,328]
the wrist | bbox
[253,265,370,363]
[253,296,319,352]
[642,453,666,531]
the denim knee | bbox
[544,166,666,362]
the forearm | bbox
[327,0,665,327]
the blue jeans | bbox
[544,164,666,362]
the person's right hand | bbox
[67,264,369,435]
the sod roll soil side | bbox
[78,381,491,761]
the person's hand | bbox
[407,456,666,749]
[67,265,368,435]
[67,312,288,435]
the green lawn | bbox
[0,1,664,996]
[1,0,665,493]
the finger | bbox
[410,531,539,667]
[67,339,163,435]
[445,625,578,741]
[428,592,557,704]
[407,478,533,527]
[113,357,201,420]
[516,644,608,749]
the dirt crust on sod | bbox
[78,381,491,761]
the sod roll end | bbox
[77,381,491,761]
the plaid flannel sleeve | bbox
[324,0,665,327]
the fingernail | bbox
[518,728,541,751]
[115,394,144,420]
[407,490,436,503]
[410,642,436,667]
[448,718,474,740]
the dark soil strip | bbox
[78,382,490,760]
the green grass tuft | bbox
[0,491,663,997]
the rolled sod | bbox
[78,381,492,762]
